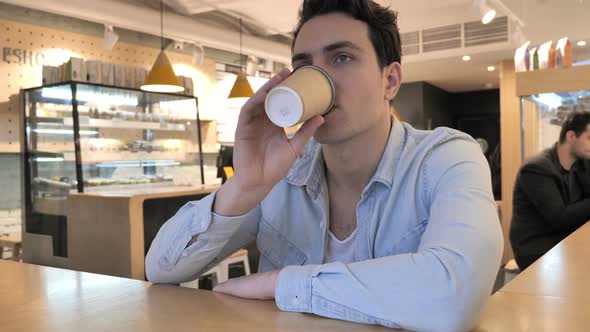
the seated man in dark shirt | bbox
[510,110,590,270]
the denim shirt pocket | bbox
[257,218,308,270]
[386,219,428,255]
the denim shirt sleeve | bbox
[145,190,261,284]
[275,138,504,332]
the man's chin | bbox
[313,127,345,145]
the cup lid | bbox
[265,86,304,128]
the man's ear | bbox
[384,62,402,102]
[567,130,577,143]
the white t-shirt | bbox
[323,228,358,264]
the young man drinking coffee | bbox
[146,1,503,331]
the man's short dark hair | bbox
[559,110,590,143]
[291,0,401,69]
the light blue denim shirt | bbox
[146,119,503,332]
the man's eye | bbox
[334,54,352,64]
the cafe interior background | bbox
[0,0,589,289]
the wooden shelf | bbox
[516,65,590,96]
[30,116,211,132]
[65,117,187,131]
[30,150,207,164]
[64,151,192,164]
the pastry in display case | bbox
[22,81,205,257]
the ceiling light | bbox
[228,18,254,99]
[487,66,496,71]
[476,0,497,25]
[578,41,587,47]
[462,55,471,61]
[141,0,184,93]
[482,8,497,24]
[102,25,119,50]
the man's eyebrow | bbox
[323,41,362,53]
[291,52,311,64]
[291,41,362,64]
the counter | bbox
[67,185,219,280]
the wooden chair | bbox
[181,249,250,289]
[0,233,22,261]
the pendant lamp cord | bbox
[239,17,243,69]
[160,0,164,51]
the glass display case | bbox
[520,89,590,160]
[22,81,205,257]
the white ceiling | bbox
[154,0,590,92]
[6,0,590,92]
[154,0,590,42]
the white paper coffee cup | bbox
[265,65,335,128]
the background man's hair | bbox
[559,110,590,143]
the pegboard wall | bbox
[0,94,20,153]
[0,17,219,153]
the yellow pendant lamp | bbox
[141,0,184,93]
[228,18,254,99]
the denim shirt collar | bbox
[284,116,407,198]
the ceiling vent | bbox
[464,16,509,47]
[422,24,462,53]
[401,31,420,56]
[400,16,509,57]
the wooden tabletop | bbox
[3,222,589,331]
[0,260,391,332]
[474,221,590,332]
